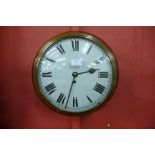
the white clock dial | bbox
[33,32,118,115]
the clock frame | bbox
[32,31,119,115]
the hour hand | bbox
[78,68,100,75]
[88,68,100,74]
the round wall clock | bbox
[33,31,118,115]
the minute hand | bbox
[65,76,76,109]
[78,68,100,75]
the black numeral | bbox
[93,83,105,94]
[45,83,56,95]
[57,93,66,104]
[98,72,108,78]
[72,40,79,51]
[86,45,92,54]
[87,95,93,103]
[95,56,106,64]
[42,72,52,77]
[73,97,78,107]
[46,57,55,62]
[56,44,65,54]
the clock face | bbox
[33,32,118,115]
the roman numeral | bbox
[95,56,106,64]
[56,44,65,54]
[42,72,52,77]
[93,83,105,94]
[98,72,108,78]
[57,93,66,104]
[86,45,92,54]
[95,60,100,64]
[45,83,56,95]
[73,97,78,107]
[87,95,93,103]
[71,39,79,51]
[46,57,55,62]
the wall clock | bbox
[33,31,118,115]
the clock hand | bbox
[78,68,100,75]
[65,72,78,109]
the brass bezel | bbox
[32,31,119,116]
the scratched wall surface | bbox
[0,26,155,129]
